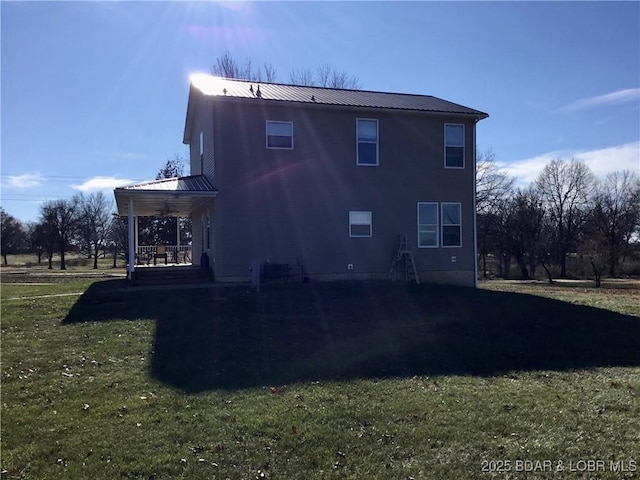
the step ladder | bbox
[389,235,420,284]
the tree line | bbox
[0,158,188,269]
[211,51,362,89]
[476,151,640,284]
[1,192,120,269]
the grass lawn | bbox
[1,274,639,479]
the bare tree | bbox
[36,216,57,269]
[535,158,595,278]
[156,155,185,180]
[263,62,277,83]
[579,233,607,287]
[1,208,26,265]
[76,191,114,269]
[108,214,128,268]
[476,149,514,215]
[288,67,316,87]
[290,63,362,89]
[39,198,80,270]
[211,51,277,82]
[211,52,361,89]
[25,221,46,264]
[589,170,640,277]
[475,148,514,277]
[500,187,546,280]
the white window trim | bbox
[441,202,462,248]
[266,120,294,150]
[417,202,439,248]
[444,123,465,169]
[349,210,372,238]
[356,118,379,166]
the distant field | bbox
[1,253,127,270]
[1,276,638,479]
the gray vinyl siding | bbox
[205,99,477,284]
[188,96,201,175]
[187,93,216,267]
[188,95,216,184]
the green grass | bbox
[481,279,640,317]
[2,275,639,479]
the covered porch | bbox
[114,175,218,282]
[135,245,192,266]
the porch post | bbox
[176,216,180,248]
[134,216,139,256]
[128,197,135,277]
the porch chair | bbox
[153,245,168,265]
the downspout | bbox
[472,119,479,288]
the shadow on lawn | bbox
[63,281,640,392]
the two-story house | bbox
[115,74,488,286]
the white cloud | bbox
[3,173,45,188]
[502,141,640,186]
[577,142,640,178]
[72,176,134,192]
[556,88,640,113]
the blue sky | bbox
[2,1,639,223]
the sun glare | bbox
[219,0,246,12]
[190,73,229,95]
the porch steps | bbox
[389,235,420,285]
[132,266,212,286]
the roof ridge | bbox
[208,74,439,98]
[189,74,488,119]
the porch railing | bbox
[136,245,192,265]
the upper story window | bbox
[417,202,438,248]
[266,121,293,149]
[356,119,378,166]
[444,124,464,168]
[349,210,372,237]
[441,202,462,247]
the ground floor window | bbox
[417,202,462,248]
[441,202,461,247]
[417,202,438,247]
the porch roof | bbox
[114,175,217,217]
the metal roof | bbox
[114,175,217,217]
[189,73,489,118]
[116,175,216,193]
